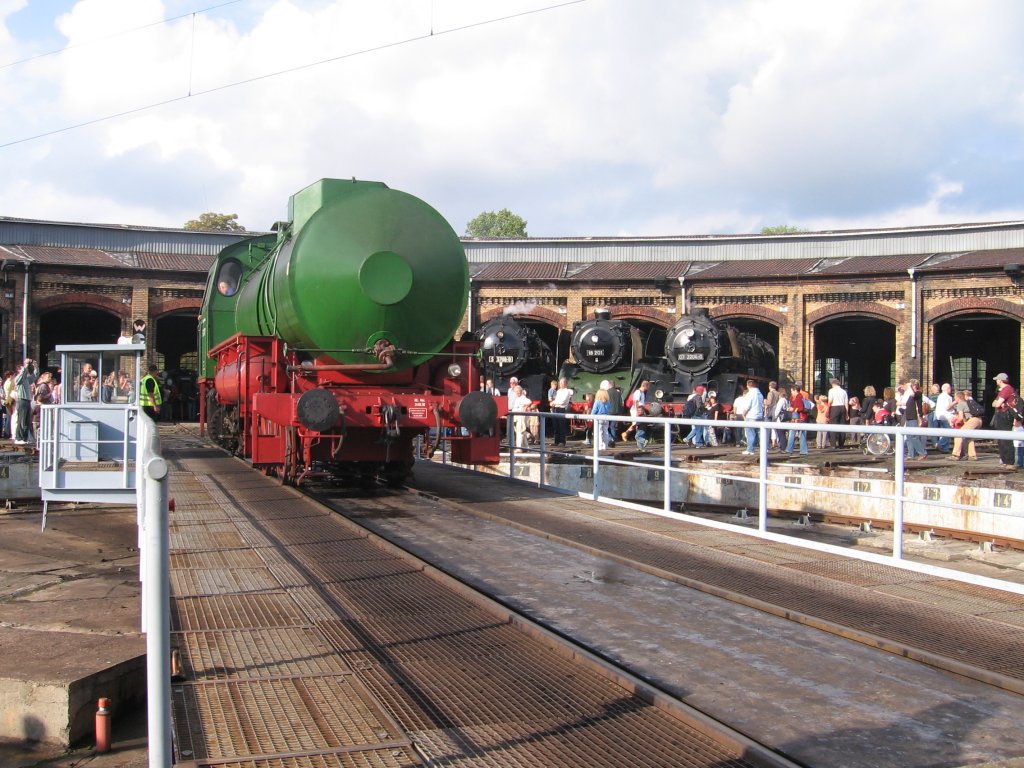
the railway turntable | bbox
[163,433,793,767]
[161,429,1024,768]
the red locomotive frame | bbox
[201,333,501,485]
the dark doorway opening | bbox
[156,314,199,373]
[725,318,780,375]
[933,313,1020,402]
[39,309,121,369]
[519,319,560,370]
[813,317,895,398]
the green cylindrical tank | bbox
[234,179,468,369]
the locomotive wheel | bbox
[206,389,223,446]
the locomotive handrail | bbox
[501,407,1024,596]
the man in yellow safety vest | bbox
[139,364,162,421]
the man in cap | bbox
[991,373,1018,465]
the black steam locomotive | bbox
[476,315,556,400]
[630,308,777,407]
[558,309,641,401]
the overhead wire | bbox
[0,0,247,70]
[0,0,586,150]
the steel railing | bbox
[497,408,1024,596]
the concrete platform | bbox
[0,499,146,760]
[0,448,46,500]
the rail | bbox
[136,412,172,768]
[498,409,1024,596]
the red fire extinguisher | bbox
[95,698,112,753]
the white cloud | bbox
[4,0,1024,235]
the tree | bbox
[184,212,246,232]
[465,209,528,238]
[760,224,805,235]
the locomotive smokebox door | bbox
[458,391,499,435]
[297,389,340,432]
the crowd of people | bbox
[489,371,1024,466]
[1,359,203,447]
[1,358,60,445]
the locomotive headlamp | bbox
[655,388,666,399]
[447,363,463,378]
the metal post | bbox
[538,414,546,488]
[893,432,905,559]
[663,422,672,513]
[758,425,769,532]
[592,415,601,501]
[507,413,515,480]
[143,455,171,768]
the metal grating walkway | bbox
[165,439,778,768]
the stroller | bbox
[863,408,896,456]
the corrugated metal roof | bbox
[687,258,822,281]
[916,248,1024,271]
[471,262,567,280]
[812,254,933,275]
[3,215,1023,281]
[136,252,215,272]
[0,217,257,256]
[0,244,214,273]
[463,220,1024,263]
[1,244,133,268]
[571,261,690,280]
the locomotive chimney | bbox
[594,308,612,320]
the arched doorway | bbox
[39,308,121,370]
[724,318,780,366]
[933,313,1020,401]
[155,313,200,421]
[813,316,896,398]
[155,312,199,373]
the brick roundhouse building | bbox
[1,215,1021,411]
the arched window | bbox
[216,260,243,297]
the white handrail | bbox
[501,408,1024,595]
[136,412,172,768]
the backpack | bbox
[624,391,635,410]
[1004,395,1024,420]
[802,397,814,412]
[967,398,984,418]
[682,397,698,418]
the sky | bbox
[3,0,1024,237]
